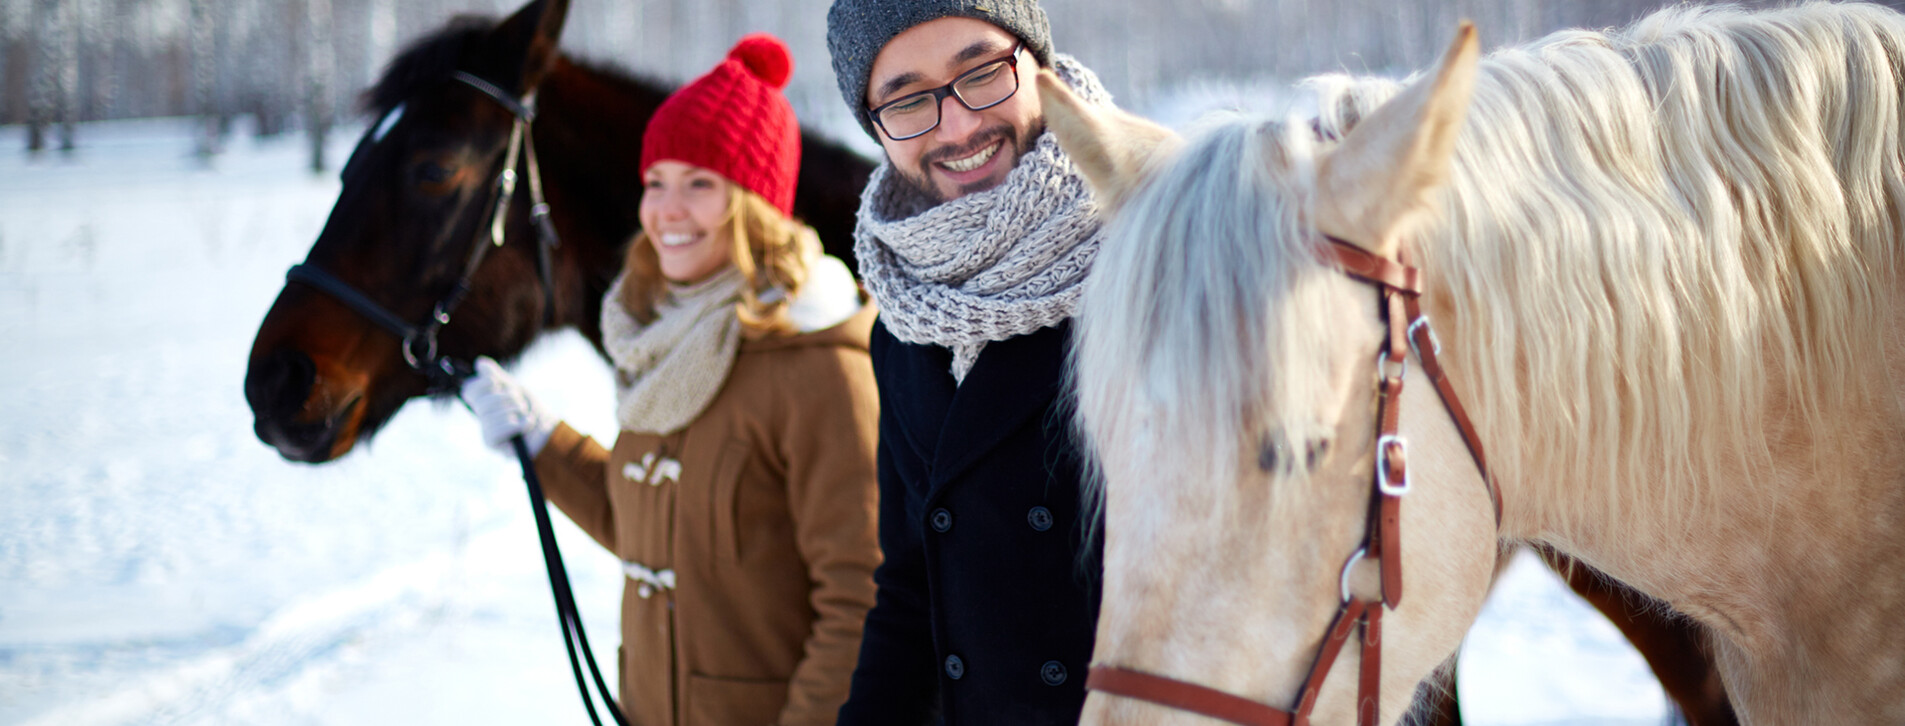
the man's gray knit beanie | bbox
[827,0,1054,140]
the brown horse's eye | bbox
[416,162,454,185]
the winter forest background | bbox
[5,0,1891,162]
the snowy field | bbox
[0,113,1668,725]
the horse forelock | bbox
[362,16,499,117]
[1075,112,1349,518]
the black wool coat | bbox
[836,318,1103,726]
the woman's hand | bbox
[459,356,559,458]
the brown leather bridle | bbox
[1086,237,1503,726]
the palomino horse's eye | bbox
[1259,437,1331,476]
[1258,439,1282,474]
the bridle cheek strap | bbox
[1085,237,1496,726]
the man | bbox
[825,1,1115,723]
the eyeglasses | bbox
[868,43,1023,141]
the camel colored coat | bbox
[533,304,881,726]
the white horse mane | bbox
[1075,2,1902,541]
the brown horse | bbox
[244,0,873,464]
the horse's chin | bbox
[255,395,367,464]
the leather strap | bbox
[1329,241,1421,295]
[1404,294,1502,525]
[1358,604,1382,724]
[1088,667,1294,726]
[1088,599,1384,726]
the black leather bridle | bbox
[285,70,561,394]
[283,70,627,726]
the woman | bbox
[461,34,881,726]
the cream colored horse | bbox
[1051,4,1905,724]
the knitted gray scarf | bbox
[854,55,1111,382]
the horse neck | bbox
[527,56,669,356]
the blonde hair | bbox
[622,185,819,336]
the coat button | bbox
[1041,660,1067,686]
[930,508,953,533]
[945,654,965,680]
[1027,506,1054,532]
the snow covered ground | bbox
[0,115,1668,725]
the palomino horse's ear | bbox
[486,0,571,95]
[1038,70,1181,211]
[1314,21,1480,259]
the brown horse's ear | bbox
[1038,70,1180,211]
[1314,21,1479,259]
[485,0,570,95]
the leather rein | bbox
[1085,238,1502,726]
[285,70,560,394]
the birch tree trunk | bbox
[191,0,220,158]
[53,0,76,150]
[26,0,57,152]
[303,0,336,173]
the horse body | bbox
[1054,3,1905,723]
[245,0,871,463]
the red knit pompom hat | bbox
[641,34,801,216]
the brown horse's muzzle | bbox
[246,292,402,463]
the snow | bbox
[0,116,1667,724]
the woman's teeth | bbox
[940,141,1000,173]
[659,232,699,248]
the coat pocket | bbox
[684,672,788,726]
[709,439,752,565]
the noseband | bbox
[1086,238,1502,726]
[285,70,562,393]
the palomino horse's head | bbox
[1051,26,1501,725]
[246,0,568,463]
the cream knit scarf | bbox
[601,266,746,435]
[853,55,1111,383]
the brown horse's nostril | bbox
[247,348,344,462]
[246,348,317,421]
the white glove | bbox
[460,356,559,458]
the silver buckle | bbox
[1408,316,1442,356]
[1376,433,1410,496]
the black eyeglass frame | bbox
[867,43,1025,142]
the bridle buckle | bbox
[1376,434,1410,496]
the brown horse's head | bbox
[246,0,570,463]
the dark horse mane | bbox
[364,17,499,117]
[363,16,676,122]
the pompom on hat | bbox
[641,33,801,215]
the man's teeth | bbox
[941,142,999,173]
[659,233,698,247]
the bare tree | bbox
[53,0,77,150]
[191,0,220,158]
[25,0,56,152]
[302,0,336,173]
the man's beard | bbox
[892,121,1044,205]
